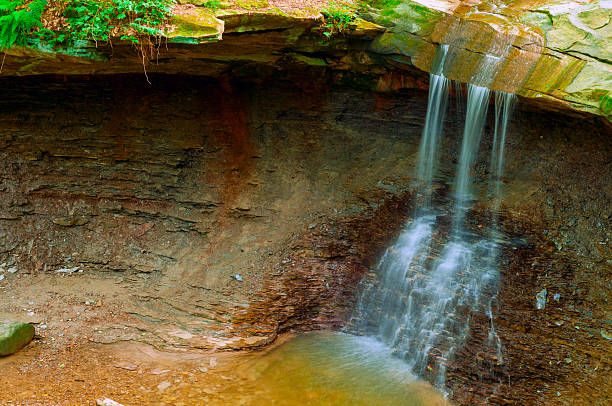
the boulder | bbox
[0,322,35,356]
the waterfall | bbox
[486,91,516,373]
[453,84,491,232]
[353,45,450,357]
[351,46,517,391]
[490,92,516,213]
[416,45,449,205]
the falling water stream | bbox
[351,45,517,392]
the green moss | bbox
[359,0,401,12]
[236,0,268,9]
[600,93,612,117]
[402,2,441,24]
[293,53,327,66]
[168,8,223,42]
[200,0,222,10]
[0,322,35,356]
[360,0,442,35]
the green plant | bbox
[357,0,401,24]
[359,0,401,10]
[0,0,173,79]
[51,0,172,81]
[236,0,267,9]
[1,0,173,50]
[64,0,171,45]
[321,1,356,38]
[0,0,47,50]
[203,0,221,10]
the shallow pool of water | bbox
[235,331,450,405]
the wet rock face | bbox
[0,74,610,404]
[232,190,416,337]
[419,105,612,405]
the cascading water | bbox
[416,44,450,205]
[353,45,450,363]
[351,44,517,392]
[485,91,516,374]
[490,92,516,213]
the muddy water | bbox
[234,331,449,406]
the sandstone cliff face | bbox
[366,0,612,122]
[1,1,610,123]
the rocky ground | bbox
[0,313,301,405]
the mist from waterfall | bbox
[351,45,517,390]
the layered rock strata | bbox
[1,1,610,123]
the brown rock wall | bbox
[0,73,609,404]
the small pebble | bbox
[157,381,171,391]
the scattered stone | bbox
[96,398,125,406]
[114,362,138,371]
[536,288,547,310]
[234,274,243,282]
[54,267,80,274]
[157,381,172,391]
[169,329,193,340]
[198,366,208,373]
[0,274,4,281]
[134,222,154,237]
[150,368,171,375]
[601,330,612,340]
[0,321,35,356]
[53,216,88,227]
[209,357,218,368]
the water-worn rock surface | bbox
[366,0,612,121]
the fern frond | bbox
[0,0,47,50]
[0,1,21,14]
[28,0,45,17]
